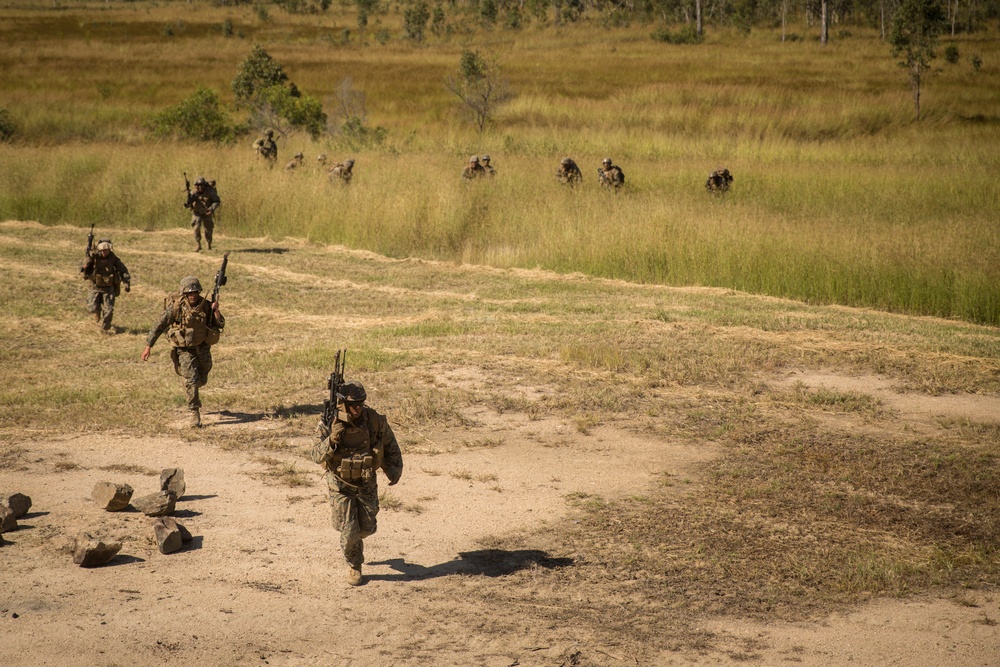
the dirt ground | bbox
[2,371,999,666]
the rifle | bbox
[80,224,95,273]
[322,349,347,427]
[183,172,192,209]
[211,251,229,305]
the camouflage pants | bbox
[169,344,213,410]
[192,214,214,248]
[87,287,115,330]
[327,476,379,568]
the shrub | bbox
[0,108,17,142]
[146,87,241,143]
[651,25,703,44]
[945,44,960,64]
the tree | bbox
[231,45,327,138]
[445,50,515,134]
[890,0,946,120]
[147,87,240,143]
[403,1,431,42]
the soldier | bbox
[141,276,225,428]
[556,157,583,186]
[285,152,304,171]
[481,154,496,177]
[328,158,355,185]
[597,157,625,191]
[253,129,278,165]
[185,177,220,252]
[81,238,131,332]
[311,381,403,586]
[317,154,328,168]
[705,167,733,193]
[461,155,486,181]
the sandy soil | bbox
[2,372,999,666]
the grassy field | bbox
[2,219,999,629]
[1,3,998,324]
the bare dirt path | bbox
[3,384,999,666]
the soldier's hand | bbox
[124,284,130,293]
[211,301,220,314]
[141,346,151,362]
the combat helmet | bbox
[195,177,208,186]
[96,239,112,252]
[481,154,491,162]
[265,129,274,137]
[469,155,479,164]
[294,152,303,159]
[602,157,612,166]
[344,158,355,167]
[337,381,367,405]
[561,157,573,166]
[180,276,203,294]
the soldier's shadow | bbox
[366,549,573,582]
[230,247,289,255]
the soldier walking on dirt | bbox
[311,381,403,586]
[253,129,278,165]
[81,238,130,332]
[185,177,220,252]
[556,157,583,186]
[598,157,625,191]
[141,276,225,428]
[328,158,355,185]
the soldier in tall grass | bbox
[556,157,583,186]
[252,129,278,166]
[328,158,355,185]
[81,239,130,333]
[598,157,625,191]
[462,155,487,180]
[185,177,220,252]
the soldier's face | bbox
[345,402,363,420]
[99,249,110,257]
[185,292,200,305]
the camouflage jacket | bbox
[185,186,220,217]
[254,138,277,161]
[312,406,403,488]
[598,165,625,189]
[557,164,582,185]
[329,164,353,184]
[146,295,224,348]
[462,164,487,180]
[83,252,130,291]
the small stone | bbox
[92,482,134,512]
[72,532,122,567]
[152,517,183,554]
[1,493,32,518]
[132,490,177,517]
[0,506,17,533]
[159,468,186,499]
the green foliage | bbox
[232,45,326,138]
[447,49,515,133]
[890,0,946,120]
[146,87,241,143]
[651,24,704,44]
[972,54,983,71]
[403,0,431,42]
[945,44,960,64]
[0,108,17,143]
[431,5,447,35]
[222,19,234,37]
[336,116,388,150]
[232,44,289,110]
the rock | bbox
[159,468,186,499]
[0,506,17,533]
[92,482,134,512]
[151,517,191,554]
[132,490,176,517]
[1,493,32,518]
[72,532,122,567]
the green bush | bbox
[651,25,703,44]
[146,87,241,143]
[945,44,960,64]
[0,108,17,142]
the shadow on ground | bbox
[367,549,574,582]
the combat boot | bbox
[94,312,101,323]
[189,409,201,428]
[346,564,362,586]
[195,243,202,253]
[206,239,212,250]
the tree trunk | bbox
[781,0,787,42]
[911,66,921,121]
[696,0,703,37]
[821,0,829,44]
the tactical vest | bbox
[165,293,219,347]
[90,254,121,289]
[331,412,384,483]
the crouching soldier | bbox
[141,276,224,428]
[312,381,403,586]
[556,157,583,186]
[705,167,733,193]
[329,158,355,185]
[598,157,625,191]
[82,238,131,332]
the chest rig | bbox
[332,411,383,483]
[166,295,213,347]
[91,254,120,288]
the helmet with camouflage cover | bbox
[180,276,203,294]
[265,129,274,137]
[561,157,573,166]
[602,157,612,166]
[294,152,303,159]
[96,240,112,252]
[344,158,355,167]
[481,154,491,162]
[337,381,367,405]
[195,177,208,186]
[469,155,479,164]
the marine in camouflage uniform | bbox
[141,276,225,428]
[556,157,583,186]
[328,158,355,185]
[81,239,131,332]
[311,381,403,586]
[705,167,733,193]
[185,177,221,252]
[253,129,278,165]
[461,155,487,181]
[316,154,328,168]
[480,154,496,177]
[285,152,304,171]
[597,157,625,191]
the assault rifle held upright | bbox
[79,224,95,274]
[322,349,347,427]
[211,251,229,305]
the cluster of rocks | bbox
[1,493,33,540]
[77,467,193,567]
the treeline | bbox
[223,0,997,37]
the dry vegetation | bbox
[1,220,998,652]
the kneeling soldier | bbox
[311,381,403,586]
